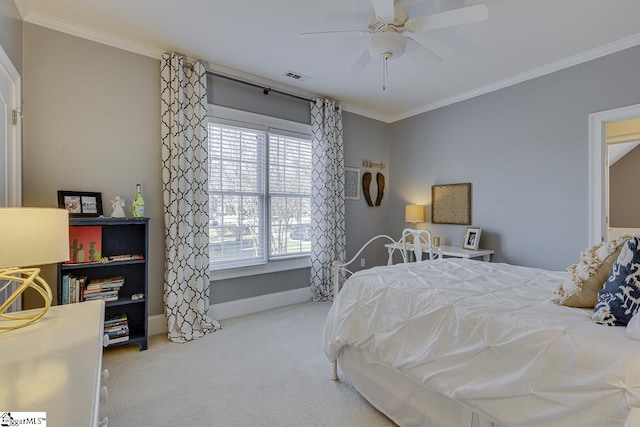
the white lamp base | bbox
[0,267,52,331]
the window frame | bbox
[208,105,312,279]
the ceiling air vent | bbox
[283,71,309,82]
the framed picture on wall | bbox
[344,167,361,200]
[431,183,471,225]
[462,226,482,251]
[58,191,103,217]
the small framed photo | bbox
[58,191,103,217]
[344,167,360,201]
[462,226,481,251]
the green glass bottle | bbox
[132,183,145,217]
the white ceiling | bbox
[16,0,640,122]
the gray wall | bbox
[0,1,22,74]
[20,23,387,310]
[343,111,391,270]
[22,24,164,313]
[388,45,640,271]
[610,145,640,228]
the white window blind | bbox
[269,132,312,257]
[208,116,311,270]
[208,122,266,269]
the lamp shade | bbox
[405,205,424,223]
[0,208,70,268]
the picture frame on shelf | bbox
[462,226,482,251]
[344,167,361,200]
[58,191,103,217]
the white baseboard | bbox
[148,286,313,337]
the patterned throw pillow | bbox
[555,235,630,308]
[593,237,640,326]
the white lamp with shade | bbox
[0,208,69,331]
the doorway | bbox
[589,104,640,245]
[0,43,22,312]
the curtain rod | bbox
[205,70,314,103]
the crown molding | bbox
[17,6,640,124]
[23,11,165,59]
[389,32,640,123]
[12,0,30,20]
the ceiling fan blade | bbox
[405,3,488,33]
[299,29,371,39]
[349,50,372,76]
[371,0,396,22]
[405,33,444,62]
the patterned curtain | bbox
[160,53,221,342]
[309,98,346,301]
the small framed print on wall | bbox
[344,167,361,200]
[58,191,103,217]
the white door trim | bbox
[588,103,640,246]
[0,42,21,207]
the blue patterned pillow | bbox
[593,237,640,326]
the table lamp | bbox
[0,208,69,331]
[405,204,424,229]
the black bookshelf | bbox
[57,217,149,350]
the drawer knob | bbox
[101,368,109,382]
[103,334,109,347]
[100,385,109,404]
[98,416,109,427]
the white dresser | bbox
[0,300,107,426]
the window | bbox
[208,107,312,270]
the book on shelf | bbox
[105,313,127,324]
[86,275,125,290]
[66,225,102,264]
[108,254,144,261]
[105,325,129,335]
[83,290,119,302]
[107,335,130,344]
[62,274,87,304]
[105,328,129,338]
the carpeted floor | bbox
[102,301,396,426]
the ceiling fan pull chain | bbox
[382,56,387,91]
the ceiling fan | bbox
[300,0,488,89]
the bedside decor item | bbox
[405,204,424,228]
[132,184,145,217]
[462,226,481,250]
[58,190,103,217]
[110,196,126,217]
[0,208,69,331]
[431,183,471,225]
[344,167,360,200]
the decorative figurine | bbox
[111,196,126,218]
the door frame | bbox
[588,103,640,246]
[0,42,21,207]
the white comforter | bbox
[323,259,640,427]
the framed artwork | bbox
[67,226,103,263]
[463,226,482,251]
[344,167,360,200]
[431,183,471,225]
[58,191,103,217]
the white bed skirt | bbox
[339,345,503,427]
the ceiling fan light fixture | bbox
[368,31,407,60]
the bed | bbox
[323,236,640,427]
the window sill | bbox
[211,256,311,281]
